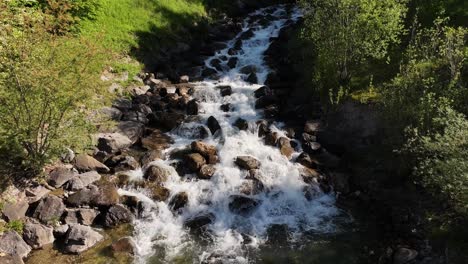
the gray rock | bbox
[32,196,65,224]
[74,154,110,173]
[78,209,98,226]
[2,200,28,221]
[207,116,221,135]
[97,133,132,153]
[117,121,145,144]
[229,195,260,216]
[234,118,249,131]
[64,224,103,254]
[103,204,133,227]
[191,141,217,158]
[184,153,206,173]
[53,224,69,237]
[66,183,119,207]
[235,156,261,170]
[184,212,215,231]
[60,147,76,163]
[48,166,77,188]
[0,231,31,259]
[25,186,50,204]
[187,99,199,115]
[99,107,122,121]
[144,164,171,184]
[65,171,101,191]
[107,155,140,173]
[22,220,54,249]
[112,98,132,111]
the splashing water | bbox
[121,5,344,264]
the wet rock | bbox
[140,150,164,167]
[32,195,65,224]
[234,118,249,130]
[257,120,269,137]
[255,95,278,109]
[169,192,189,211]
[299,167,321,184]
[147,111,185,131]
[109,155,140,173]
[207,116,221,135]
[74,154,110,173]
[0,231,31,259]
[245,72,258,84]
[67,183,119,207]
[278,137,294,158]
[264,104,279,118]
[227,48,238,55]
[111,237,136,255]
[184,153,206,173]
[254,86,271,98]
[304,120,322,135]
[191,141,217,158]
[239,29,255,40]
[147,184,170,201]
[23,220,54,249]
[239,180,264,195]
[265,131,279,146]
[393,248,418,264]
[117,121,145,144]
[64,224,103,254]
[141,129,174,151]
[229,195,260,216]
[144,164,171,184]
[65,171,101,191]
[2,200,28,222]
[217,85,232,97]
[187,99,199,115]
[210,59,223,71]
[303,141,322,155]
[296,152,319,169]
[235,156,261,170]
[227,57,238,68]
[184,212,215,231]
[220,103,231,112]
[198,165,216,180]
[78,209,98,226]
[103,204,133,227]
[201,67,217,78]
[48,166,77,188]
[301,132,317,143]
[97,133,132,154]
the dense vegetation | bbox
[299,0,467,214]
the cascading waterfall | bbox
[120,5,343,264]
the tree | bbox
[0,6,104,172]
[300,0,407,103]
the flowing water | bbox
[120,5,352,264]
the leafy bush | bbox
[0,8,104,172]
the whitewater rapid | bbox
[120,5,342,264]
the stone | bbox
[147,184,170,201]
[239,180,263,195]
[147,111,185,131]
[64,224,103,254]
[184,212,215,231]
[184,153,206,173]
[255,95,278,109]
[201,67,217,77]
[217,85,232,96]
[140,150,163,167]
[278,137,294,158]
[220,104,231,112]
[122,111,149,124]
[301,132,317,143]
[65,171,101,191]
[187,99,199,115]
[197,165,216,180]
[299,167,321,184]
[296,152,319,169]
[63,209,80,224]
[117,121,145,144]
[304,120,322,134]
[207,116,221,135]
[97,133,132,153]
[303,141,322,155]
[235,156,261,170]
[112,98,132,111]
[234,118,249,130]
[264,104,279,118]
[111,237,136,255]
[245,72,258,84]
[144,164,171,184]
[169,192,188,211]
[228,195,260,216]
[2,200,28,222]
[227,57,238,68]
[257,120,269,137]
[67,183,119,207]
[24,186,50,204]
[22,220,54,249]
[0,253,24,264]
[264,132,279,146]
[32,196,65,224]
[53,224,69,238]
[191,141,217,158]
[103,204,133,227]
[179,75,190,83]
[61,148,75,163]
[141,129,174,151]
[99,107,122,121]
[111,155,140,173]
[0,231,31,259]
[207,154,220,165]
[48,166,77,188]
[74,154,110,173]
[393,248,418,264]
[254,86,271,98]
[77,209,98,226]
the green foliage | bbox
[0,9,104,171]
[300,0,407,104]
[6,220,25,234]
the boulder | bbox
[147,111,185,131]
[245,73,258,84]
[169,192,189,211]
[220,104,231,112]
[197,165,216,180]
[112,98,132,111]
[65,171,101,191]
[141,129,174,151]
[303,141,322,155]
[117,121,145,144]
[235,156,261,170]
[67,183,119,207]
[22,220,54,249]
[191,141,217,158]
[187,99,199,115]
[144,164,171,184]
[304,120,322,135]
[32,195,65,224]
[234,118,249,130]
[184,212,215,231]
[64,224,103,254]
[74,154,110,173]
[0,231,31,259]
[140,150,163,167]
[60,147,75,163]
[227,57,238,68]
[184,153,206,173]
[393,248,418,264]
[228,195,260,216]
[217,85,232,97]
[296,152,319,169]
[255,95,278,109]
[239,180,264,195]
[122,111,149,124]
[78,209,98,226]
[111,155,140,173]
[63,209,80,224]
[278,137,294,158]
[111,237,136,255]
[24,186,50,204]
[147,184,170,201]
[254,86,271,98]
[103,204,133,227]
[53,224,69,238]
[299,167,321,184]
[207,116,221,135]
[48,166,77,188]
[2,200,28,222]
[97,133,132,154]
[257,120,269,137]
